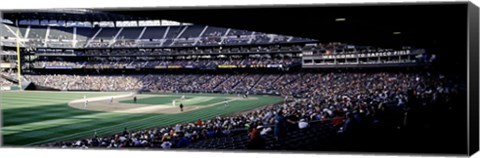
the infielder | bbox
[224,99,229,108]
[84,95,88,108]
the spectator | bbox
[176,136,191,148]
[195,119,203,126]
[298,119,309,129]
[274,110,287,141]
[161,140,172,149]
[247,125,266,150]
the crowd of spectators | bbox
[46,116,249,149]
[111,39,137,48]
[40,71,458,150]
[140,74,232,93]
[0,69,20,80]
[250,74,283,94]
[171,39,196,47]
[0,77,12,87]
[0,50,17,55]
[46,42,74,48]
[232,74,263,92]
[227,29,252,36]
[222,36,251,45]
[271,35,291,43]
[251,33,271,44]
[189,74,229,92]
[87,41,111,48]
[34,61,79,68]
[30,42,416,60]
[24,74,144,91]
[0,69,18,86]
[24,39,46,47]
[142,74,187,92]
[32,56,301,69]
[197,30,224,45]
[213,74,246,92]
[26,72,310,94]
[47,34,71,42]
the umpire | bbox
[179,103,184,112]
[133,96,137,103]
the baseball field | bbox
[1,91,283,146]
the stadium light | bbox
[335,18,346,22]
[393,32,401,35]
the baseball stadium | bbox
[0,4,470,155]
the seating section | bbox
[140,27,167,39]
[227,29,254,36]
[28,26,47,39]
[1,24,20,38]
[33,71,457,151]
[186,122,337,150]
[0,69,18,86]
[48,27,74,40]
[76,27,98,41]
[201,26,228,37]
[4,24,316,48]
[95,28,120,40]
[186,130,250,150]
[118,27,143,39]
[18,26,28,38]
[179,25,204,39]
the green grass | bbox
[120,96,231,106]
[1,91,282,146]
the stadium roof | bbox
[95,2,468,50]
[1,9,144,21]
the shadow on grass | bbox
[2,103,103,126]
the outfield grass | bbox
[1,91,282,146]
[119,96,230,106]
